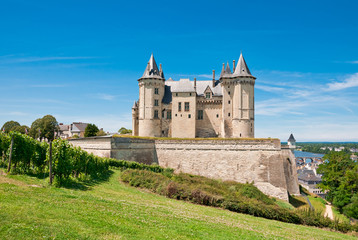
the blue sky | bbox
[0,0,357,141]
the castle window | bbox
[188,114,191,118]
[228,91,230,95]
[155,88,159,95]
[216,114,219,118]
[154,99,159,106]
[162,111,165,118]
[154,110,159,119]
[167,110,172,119]
[190,93,192,96]
[228,100,231,104]
[228,113,231,117]
[205,92,211,99]
[178,102,182,111]
[198,110,203,120]
[184,102,190,111]
[176,93,178,96]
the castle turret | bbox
[137,54,165,137]
[219,62,234,137]
[132,101,138,136]
[220,53,255,138]
[287,134,296,149]
[231,53,255,138]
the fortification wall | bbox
[69,137,112,158]
[68,137,299,201]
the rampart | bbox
[69,136,299,201]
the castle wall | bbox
[171,92,196,138]
[69,137,112,158]
[69,137,300,201]
[196,99,221,137]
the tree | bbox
[317,151,358,217]
[29,115,58,141]
[11,125,29,134]
[29,118,42,139]
[118,127,132,134]
[96,130,107,136]
[42,115,58,141]
[84,124,99,137]
[1,121,20,133]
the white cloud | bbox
[96,94,117,101]
[30,84,68,88]
[0,111,28,116]
[327,73,358,91]
[255,85,285,93]
[0,56,96,64]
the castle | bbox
[132,53,255,138]
[69,54,300,201]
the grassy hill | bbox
[0,169,356,240]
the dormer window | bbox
[206,92,211,99]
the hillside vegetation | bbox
[0,169,356,240]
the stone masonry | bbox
[69,136,300,201]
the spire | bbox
[132,101,137,109]
[234,53,253,77]
[288,133,296,142]
[220,62,232,78]
[141,53,164,79]
[225,62,231,74]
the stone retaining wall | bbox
[69,137,299,201]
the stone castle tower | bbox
[132,53,256,138]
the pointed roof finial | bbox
[234,52,254,77]
[288,133,296,142]
[225,61,231,74]
[141,53,164,79]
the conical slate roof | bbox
[132,101,137,109]
[288,134,296,142]
[220,62,232,78]
[141,54,164,79]
[225,62,231,74]
[234,53,254,77]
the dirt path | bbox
[324,204,334,220]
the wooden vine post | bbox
[7,135,14,173]
[49,140,53,185]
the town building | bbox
[132,53,255,138]
[58,122,89,138]
[297,168,326,197]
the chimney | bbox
[233,60,236,72]
[194,77,197,91]
[159,63,162,72]
[212,70,215,87]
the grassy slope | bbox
[292,189,350,223]
[0,170,355,240]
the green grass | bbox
[332,206,350,223]
[308,196,327,213]
[0,169,356,240]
